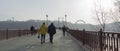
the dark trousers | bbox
[49,34,54,43]
[41,34,46,43]
[63,31,65,36]
[31,31,34,35]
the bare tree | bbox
[109,9,120,25]
[111,0,120,25]
[93,0,109,31]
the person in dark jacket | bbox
[62,25,66,36]
[48,23,56,43]
[30,25,35,35]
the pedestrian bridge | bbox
[0,29,120,51]
[0,30,85,51]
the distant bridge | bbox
[75,20,86,24]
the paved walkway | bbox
[0,30,85,51]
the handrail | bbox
[67,29,120,51]
[0,29,31,40]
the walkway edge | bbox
[68,33,91,51]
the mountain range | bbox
[0,20,120,32]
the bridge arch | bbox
[75,20,86,24]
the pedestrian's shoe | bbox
[50,41,53,44]
[43,41,45,43]
[41,42,43,44]
[37,36,40,39]
[51,42,53,44]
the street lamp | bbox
[46,14,48,26]
[65,14,67,27]
[12,17,14,22]
[58,17,60,28]
[62,17,64,26]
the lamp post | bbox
[58,17,60,28]
[62,17,64,26]
[65,14,67,26]
[12,17,14,22]
[46,14,48,26]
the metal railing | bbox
[0,29,31,40]
[67,29,120,51]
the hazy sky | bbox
[0,0,114,24]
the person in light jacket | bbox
[38,22,47,44]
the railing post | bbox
[99,29,103,51]
[111,34,113,51]
[116,34,120,51]
[6,28,8,39]
[114,36,115,51]
[108,34,111,51]
[26,29,29,35]
[18,28,21,37]
[83,29,85,45]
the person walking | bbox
[48,23,56,43]
[62,25,66,36]
[38,22,47,44]
[30,25,35,35]
[33,25,37,35]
